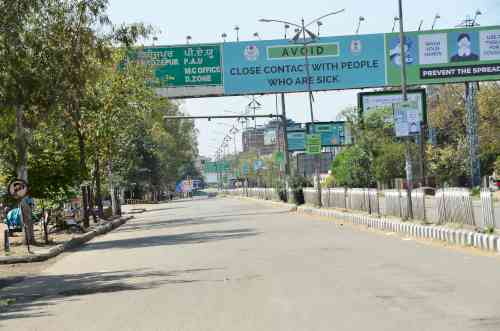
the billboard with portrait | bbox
[385,26,500,85]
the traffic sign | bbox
[8,179,28,200]
[305,134,322,155]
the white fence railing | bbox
[224,187,498,229]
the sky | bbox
[107,0,500,159]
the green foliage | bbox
[426,139,469,186]
[0,0,200,206]
[331,145,373,187]
[372,141,406,184]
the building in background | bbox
[242,120,286,156]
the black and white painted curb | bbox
[298,206,500,253]
[0,216,133,265]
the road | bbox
[1,197,500,331]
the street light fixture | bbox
[284,24,290,38]
[431,13,441,30]
[186,35,192,44]
[234,25,240,42]
[392,16,400,32]
[473,9,482,25]
[317,21,323,36]
[418,19,424,31]
[253,32,261,40]
[221,32,227,42]
[355,16,365,34]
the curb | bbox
[0,216,133,265]
[224,196,297,212]
[297,206,500,254]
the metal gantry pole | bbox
[398,0,414,219]
[301,18,322,207]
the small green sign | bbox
[242,162,250,176]
[306,134,322,155]
[267,43,340,60]
[274,151,284,163]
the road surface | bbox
[1,197,500,331]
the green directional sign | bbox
[305,134,322,155]
[203,161,230,173]
[242,162,250,176]
[274,151,284,164]
[137,44,223,89]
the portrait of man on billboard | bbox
[451,33,479,62]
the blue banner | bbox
[287,128,306,151]
[307,122,349,147]
[223,34,387,95]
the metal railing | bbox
[225,187,499,230]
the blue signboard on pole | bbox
[287,128,306,151]
[222,34,387,95]
[306,122,350,147]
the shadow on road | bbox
[116,217,235,233]
[80,228,258,252]
[0,267,219,323]
[118,209,289,234]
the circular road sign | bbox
[8,179,29,200]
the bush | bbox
[288,175,311,205]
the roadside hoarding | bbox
[385,26,500,85]
[264,128,277,145]
[358,89,427,125]
[137,44,223,98]
[306,121,351,147]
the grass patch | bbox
[0,298,16,307]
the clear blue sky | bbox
[107,0,499,158]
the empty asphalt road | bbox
[1,197,500,331]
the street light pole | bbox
[397,0,414,220]
[259,10,345,207]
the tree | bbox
[330,145,373,187]
[0,0,72,242]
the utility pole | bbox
[462,14,481,187]
[300,17,322,207]
[398,0,414,219]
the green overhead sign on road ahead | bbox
[138,44,223,98]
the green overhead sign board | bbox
[203,161,230,173]
[137,44,223,97]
